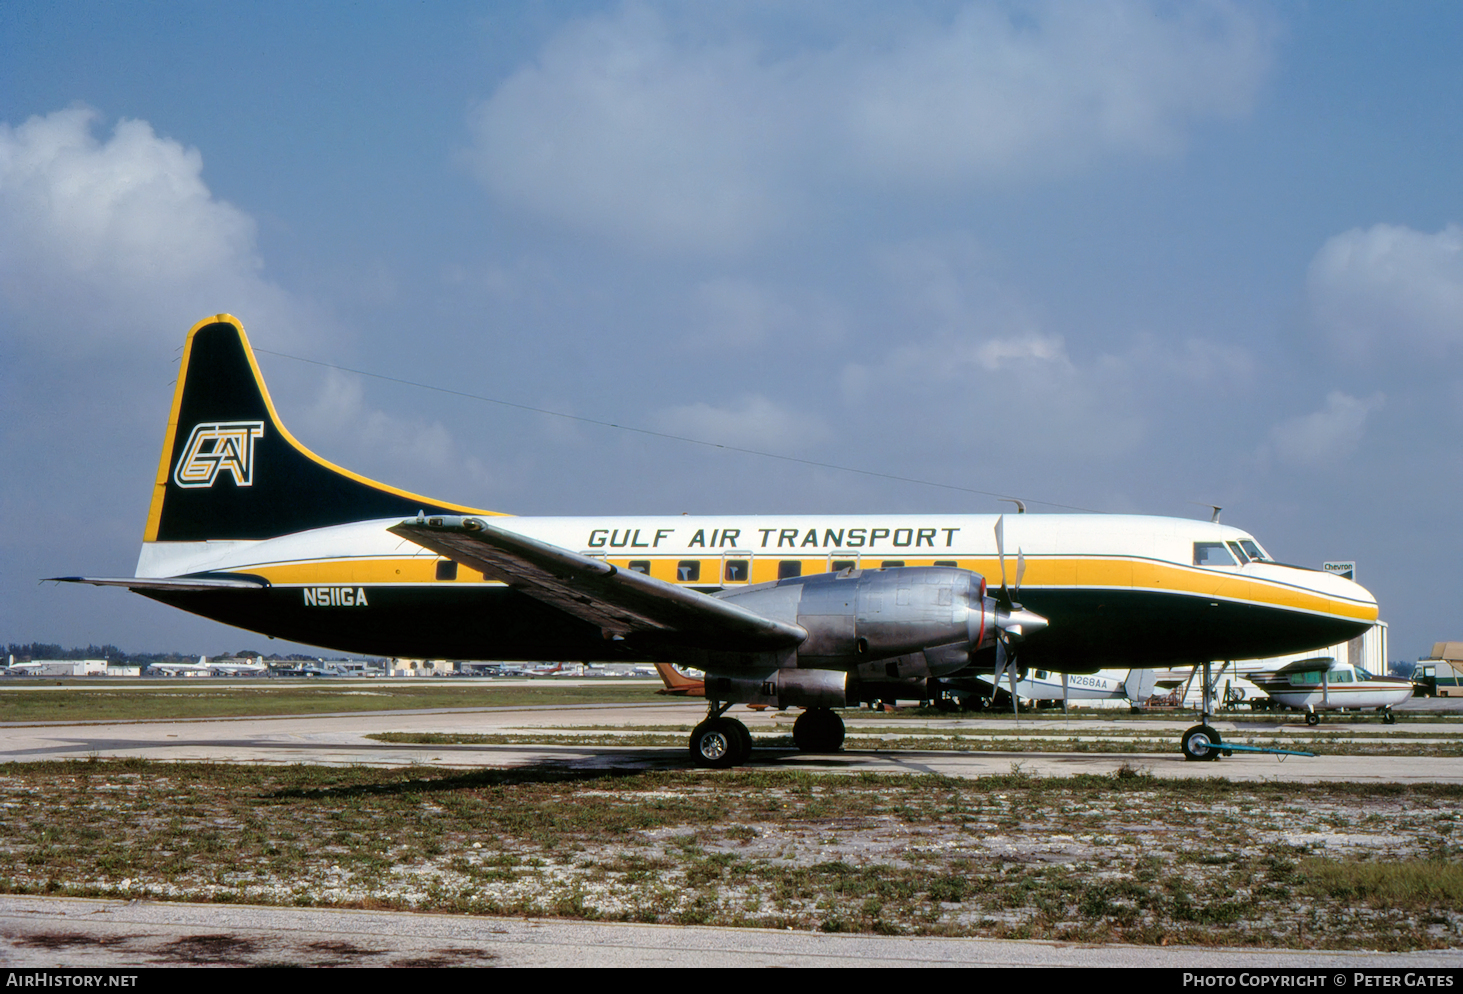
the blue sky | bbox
[3,1,1461,660]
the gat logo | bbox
[173,421,265,489]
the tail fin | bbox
[144,315,493,543]
[653,662,705,696]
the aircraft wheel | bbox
[729,718,753,759]
[934,695,958,713]
[1305,711,1320,726]
[689,718,747,768]
[793,708,846,753]
[1382,709,1397,725]
[1181,724,1222,762]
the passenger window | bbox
[628,561,650,575]
[881,560,905,569]
[677,560,701,582]
[435,560,458,581]
[934,560,957,567]
[724,560,749,582]
[1331,670,1353,683]
[777,561,802,579]
[831,560,856,572]
[1193,542,1236,567]
[1226,542,1250,564]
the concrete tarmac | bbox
[0,895,1457,968]
[2,699,1459,968]
[0,700,1459,782]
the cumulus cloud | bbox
[834,234,1273,465]
[654,394,832,452]
[0,106,307,352]
[464,1,1272,251]
[842,0,1271,184]
[1264,391,1384,470]
[1308,222,1463,360]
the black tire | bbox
[729,718,753,760]
[1181,724,1222,762]
[689,718,745,768]
[1382,710,1397,725]
[1305,711,1320,726]
[793,708,846,753]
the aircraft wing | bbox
[388,515,806,651]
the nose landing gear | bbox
[1181,723,1223,762]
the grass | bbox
[1299,859,1463,909]
[1,760,1460,950]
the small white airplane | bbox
[967,667,1159,710]
[1249,657,1413,724]
[54,315,1380,766]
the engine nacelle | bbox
[718,566,996,674]
[705,668,852,709]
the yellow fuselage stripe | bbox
[240,555,1377,623]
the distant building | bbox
[4,659,107,677]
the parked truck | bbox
[1415,643,1463,697]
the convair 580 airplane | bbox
[57,316,1379,766]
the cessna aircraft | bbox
[1249,657,1413,724]
[55,316,1379,766]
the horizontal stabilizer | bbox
[48,575,268,592]
[389,515,805,651]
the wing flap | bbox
[388,516,805,650]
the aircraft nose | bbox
[1297,566,1380,625]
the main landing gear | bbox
[689,705,849,767]
[793,707,845,753]
[689,709,752,769]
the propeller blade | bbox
[1014,547,1026,606]
[1009,657,1019,716]
[994,515,1008,603]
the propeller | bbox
[991,515,1048,715]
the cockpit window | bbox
[1239,540,1271,563]
[1226,541,1250,564]
[1193,542,1236,566]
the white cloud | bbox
[843,0,1271,184]
[654,394,831,452]
[1308,223,1463,360]
[1264,391,1384,469]
[464,1,1273,251]
[835,234,1272,465]
[0,107,309,352]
